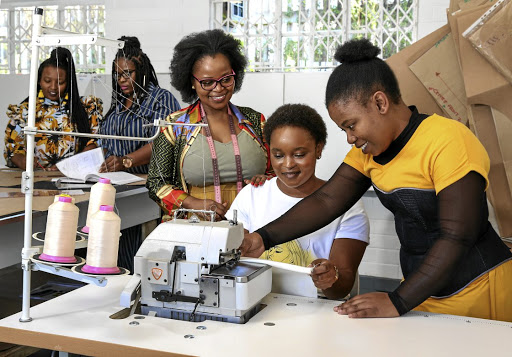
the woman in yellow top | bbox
[4,47,102,170]
[241,39,512,322]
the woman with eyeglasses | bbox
[98,36,180,174]
[147,29,273,220]
[4,47,102,170]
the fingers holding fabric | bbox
[309,259,339,290]
[244,174,271,186]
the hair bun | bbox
[334,38,380,63]
[119,36,141,50]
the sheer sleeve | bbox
[388,171,487,315]
[257,163,371,250]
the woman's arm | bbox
[82,143,97,152]
[311,238,367,299]
[99,143,152,172]
[337,171,488,318]
[387,171,486,314]
[10,153,29,170]
[146,130,228,220]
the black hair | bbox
[170,29,247,103]
[106,36,159,116]
[325,38,401,108]
[264,104,327,147]
[34,47,90,151]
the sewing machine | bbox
[120,210,272,324]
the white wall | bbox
[418,0,451,39]
[0,0,452,280]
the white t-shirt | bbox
[226,177,369,266]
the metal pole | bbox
[20,7,43,323]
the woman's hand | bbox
[309,259,338,290]
[181,196,227,221]
[46,164,60,172]
[244,174,271,187]
[333,292,399,318]
[99,155,123,172]
[239,232,265,257]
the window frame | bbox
[210,0,419,72]
[0,1,106,74]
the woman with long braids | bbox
[147,29,273,220]
[98,36,180,273]
[98,36,180,174]
[4,47,102,170]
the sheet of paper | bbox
[240,257,318,298]
[56,147,105,182]
[90,172,144,185]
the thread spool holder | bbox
[19,8,209,323]
[31,261,107,287]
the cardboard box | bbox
[386,26,448,116]
[409,32,468,125]
[456,6,512,120]
[389,3,512,237]
[467,105,512,237]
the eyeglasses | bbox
[115,69,136,80]
[192,70,236,91]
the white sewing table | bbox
[0,275,510,357]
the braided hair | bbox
[325,38,401,108]
[106,36,158,116]
[32,47,91,151]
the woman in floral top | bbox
[4,47,102,170]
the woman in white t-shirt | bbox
[226,103,369,299]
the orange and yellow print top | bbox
[4,90,102,168]
[344,114,490,194]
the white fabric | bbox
[226,177,369,260]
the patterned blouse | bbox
[147,101,272,215]
[4,90,103,168]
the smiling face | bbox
[114,57,136,98]
[192,54,234,113]
[270,126,323,197]
[328,93,396,157]
[39,66,67,102]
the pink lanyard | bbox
[199,103,243,204]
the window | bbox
[211,0,418,72]
[0,3,105,74]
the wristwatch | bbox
[122,156,134,169]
